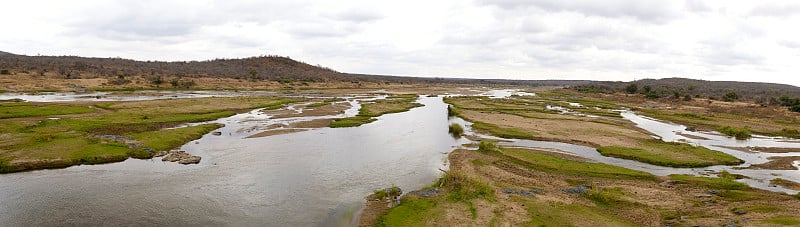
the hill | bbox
[575,78,800,102]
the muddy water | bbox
[0,96,468,226]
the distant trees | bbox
[625,83,638,94]
[722,91,739,102]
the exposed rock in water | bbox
[212,131,222,136]
[161,150,202,165]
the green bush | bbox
[718,126,751,140]
[448,123,464,137]
[477,140,498,153]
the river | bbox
[1,91,799,226]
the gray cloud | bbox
[477,0,681,24]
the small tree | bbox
[722,91,739,102]
[624,83,638,94]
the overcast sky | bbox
[3,1,800,86]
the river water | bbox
[1,91,799,226]
[0,95,468,226]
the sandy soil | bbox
[748,156,800,170]
[269,102,351,119]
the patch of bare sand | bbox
[288,119,334,128]
[717,146,800,153]
[748,156,800,170]
[245,129,307,138]
[270,102,351,119]
[677,132,710,140]
[461,109,651,147]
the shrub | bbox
[477,140,498,152]
[0,69,10,75]
[718,126,751,140]
[448,123,464,137]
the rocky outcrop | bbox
[160,150,202,165]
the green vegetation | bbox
[763,216,800,225]
[523,200,637,227]
[437,170,494,202]
[377,197,438,227]
[0,102,96,119]
[717,125,752,140]
[597,140,743,168]
[131,123,223,151]
[373,185,402,200]
[329,94,422,128]
[448,123,463,137]
[329,116,376,128]
[668,174,749,190]
[0,97,301,172]
[502,148,655,180]
[477,140,498,153]
[470,122,535,139]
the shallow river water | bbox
[0,96,467,226]
[1,91,799,226]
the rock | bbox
[154,150,168,157]
[502,188,540,198]
[407,188,441,198]
[733,209,747,215]
[212,131,222,136]
[178,156,201,164]
[685,126,697,132]
[562,184,590,194]
[158,150,203,164]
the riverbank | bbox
[0,96,301,173]
[369,144,800,226]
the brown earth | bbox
[748,156,800,170]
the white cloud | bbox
[1,0,800,86]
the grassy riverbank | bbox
[444,95,741,168]
[330,94,423,128]
[0,96,301,173]
[371,145,800,226]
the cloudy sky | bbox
[3,1,800,86]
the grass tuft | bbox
[448,123,464,137]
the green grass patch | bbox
[329,116,376,128]
[0,102,96,119]
[762,216,800,226]
[522,200,637,227]
[501,148,655,180]
[477,140,499,153]
[436,170,495,202]
[597,140,742,168]
[471,122,535,139]
[448,123,464,137]
[584,187,630,207]
[131,123,223,151]
[718,126,752,140]
[668,174,749,190]
[377,197,438,227]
